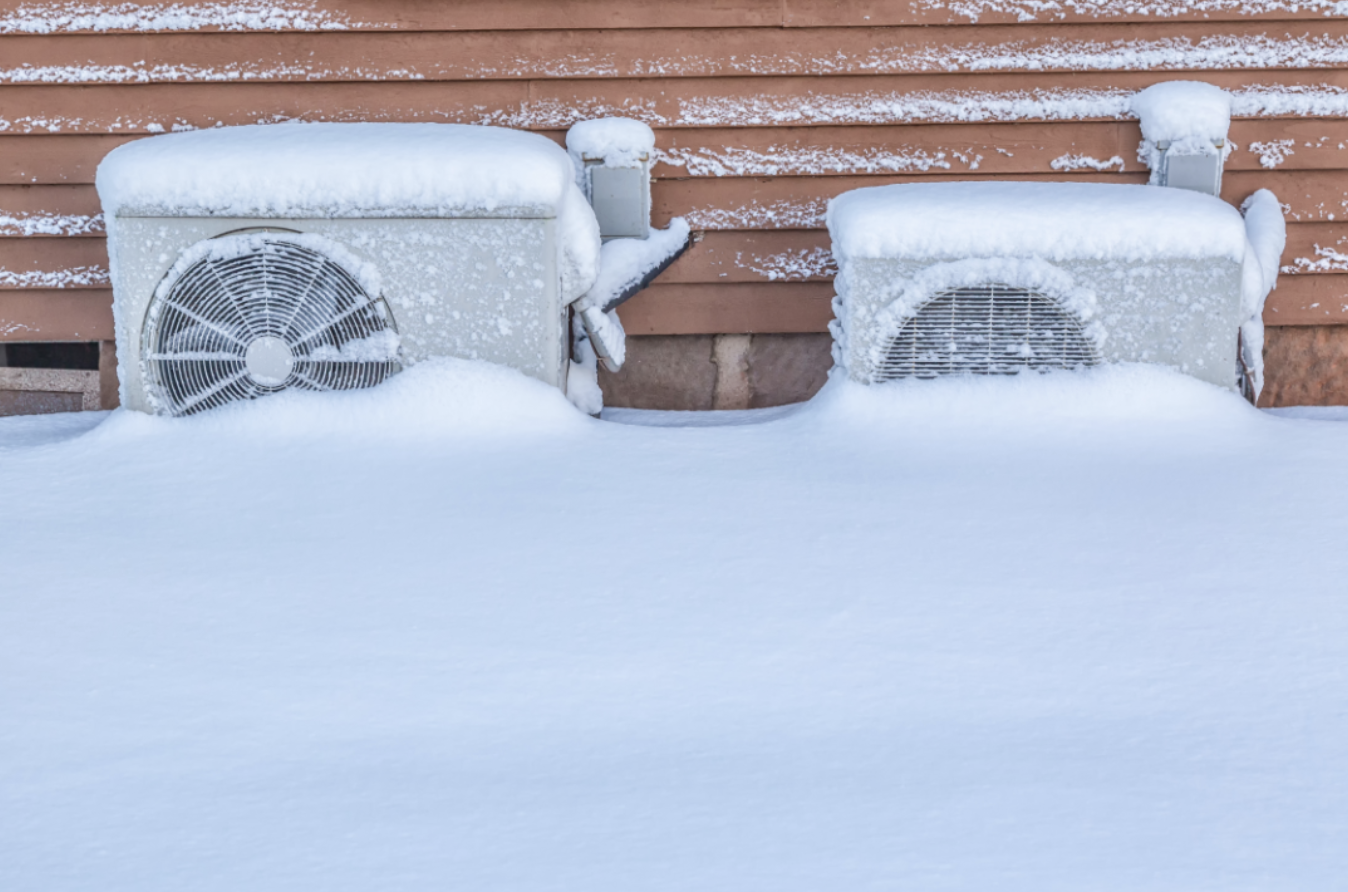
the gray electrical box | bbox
[1158,140,1225,196]
[586,162,650,240]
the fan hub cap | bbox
[244,336,295,386]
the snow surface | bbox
[827,182,1247,262]
[4,359,1348,891]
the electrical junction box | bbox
[1158,140,1225,196]
[585,159,650,240]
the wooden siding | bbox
[3,0,1348,378]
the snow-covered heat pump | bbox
[1132,81,1232,197]
[96,123,601,415]
[567,118,654,241]
[827,181,1283,394]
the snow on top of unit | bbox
[565,117,656,167]
[98,123,579,218]
[1130,81,1232,144]
[97,122,602,300]
[827,182,1246,262]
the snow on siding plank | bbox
[8,83,1348,136]
[0,1,363,34]
[0,212,104,236]
[9,31,1348,83]
[793,0,1348,25]
[0,266,108,287]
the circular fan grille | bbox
[876,284,1100,381]
[143,235,400,416]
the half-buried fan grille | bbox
[876,284,1099,381]
[143,236,399,416]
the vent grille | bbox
[143,237,399,416]
[876,284,1099,381]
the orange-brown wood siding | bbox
[3,0,1347,347]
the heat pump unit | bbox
[827,182,1259,390]
[96,123,601,415]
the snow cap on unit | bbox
[565,117,656,170]
[98,123,589,218]
[95,122,602,300]
[1130,81,1232,145]
[1131,81,1233,181]
[826,181,1248,263]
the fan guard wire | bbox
[143,236,400,416]
[876,284,1100,381]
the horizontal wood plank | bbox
[0,0,1332,33]
[650,172,1348,230]
[1264,275,1348,323]
[4,22,1348,83]
[0,0,784,33]
[0,289,112,340]
[3,70,1348,135]
[7,120,1348,190]
[781,0,1346,27]
[656,120,1348,177]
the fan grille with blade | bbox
[876,284,1100,381]
[143,235,400,416]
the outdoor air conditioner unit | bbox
[827,182,1272,391]
[96,123,601,415]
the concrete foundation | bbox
[1261,325,1348,407]
[599,334,834,410]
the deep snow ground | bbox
[3,360,1348,891]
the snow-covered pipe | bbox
[1238,189,1287,402]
